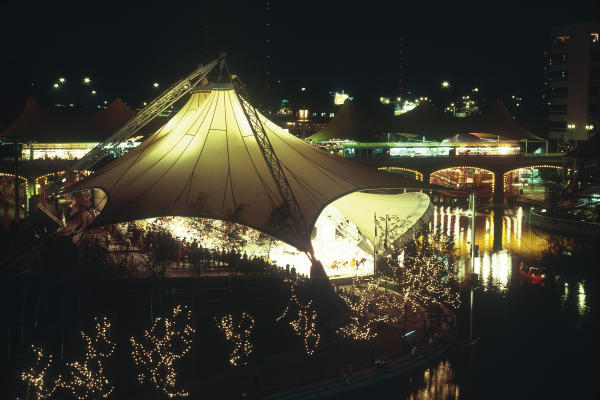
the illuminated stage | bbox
[131,192,431,278]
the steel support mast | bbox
[225,61,308,249]
[65,56,222,176]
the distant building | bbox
[1,98,165,161]
[548,22,600,144]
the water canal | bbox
[337,204,598,399]
[2,204,597,399]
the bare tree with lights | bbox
[336,277,404,341]
[214,312,255,367]
[130,305,194,399]
[64,316,116,400]
[20,345,62,400]
[381,225,461,314]
[276,286,320,356]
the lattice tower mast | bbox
[64,56,222,177]
[224,59,309,251]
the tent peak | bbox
[210,82,234,90]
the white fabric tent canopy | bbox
[331,191,432,250]
[68,84,430,252]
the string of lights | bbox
[276,286,320,356]
[214,312,255,367]
[130,305,194,399]
[20,345,62,400]
[377,166,424,181]
[336,277,405,341]
[384,231,462,313]
[64,316,116,400]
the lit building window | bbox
[333,92,351,105]
[298,109,309,121]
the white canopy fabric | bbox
[68,84,429,251]
[331,191,432,249]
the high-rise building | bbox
[548,22,600,145]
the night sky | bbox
[1,0,599,127]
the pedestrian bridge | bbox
[352,154,565,206]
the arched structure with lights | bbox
[377,166,424,181]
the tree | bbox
[276,286,320,356]
[20,345,62,400]
[214,312,255,367]
[336,277,403,341]
[64,317,116,400]
[130,305,194,399]
[381,227,461,314]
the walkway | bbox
[262,314,457,400]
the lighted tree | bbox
[64,316,116,400]
[130,305,194,399]
[276,286,320,356]
[214,312,255,366]
[381,227,461,313]
[336,277,404,341]
[20,345,62,400]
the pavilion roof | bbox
[68,86,432,251]
[2,97,165,143]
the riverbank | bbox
[530,208,600,236]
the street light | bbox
[91,90,96,95]
[153,82,159,88]
[59,77,66,83]
[442,81,450,88]
[53,83,59,88]
[83,77,91,84]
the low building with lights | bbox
[1,97,165,161]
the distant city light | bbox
[59,77,66,83]
[567,123,576,129]
[153,82,159,88]
[379,97,391,105]
[301,87,306,91]
[104,100,108,104]
[143,102,147,106]
[83,77,91,84]
[298,109,309,121]
[586,124,594,130]
[53,83,59,88]
[441,81,450,88]
[91,90,96,95]
[473,87,479,92]
[334,92,351,105]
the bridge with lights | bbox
[352,154,566,206]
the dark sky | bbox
[1,0,599,125]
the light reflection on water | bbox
[397,205,593,400]
[407,360,459,400]
[430,205,552,293]
[561,281,590,317]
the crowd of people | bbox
[83,220,312,282]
